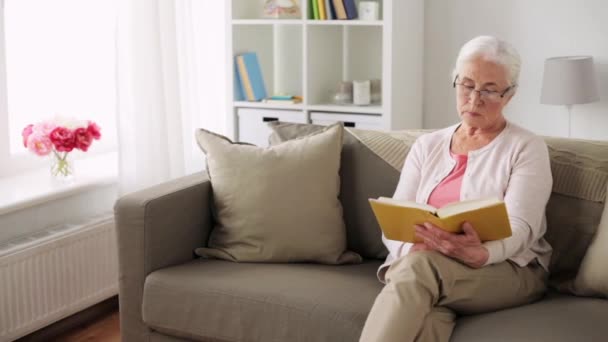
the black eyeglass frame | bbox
[452,75,516,99]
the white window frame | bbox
[0,0,15,177]
[0,0,118,178]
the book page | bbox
[376,197,437,213]
[436,197,502,218]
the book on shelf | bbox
[269,94,296,100]
[235,52,267,102]
[311,0,319,19]
[342,0,358,19]
[233,62,245,101]
[332,0,347,19]
[262,95,302,104]
[317,0,327,19]
[324,0,335,19]
[368,197,512,243]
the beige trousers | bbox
[359,251,547,342]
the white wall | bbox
[423,0,608,140]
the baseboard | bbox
[16,296,118,342]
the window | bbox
[0,0,118,177]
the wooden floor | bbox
[18,297,120,342]
[53,310,120,342]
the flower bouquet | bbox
[22,118,101,181]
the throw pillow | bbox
[573,189,608,298]
[194,123,361,264]
[542,136,608,294]
[268,121,426,259]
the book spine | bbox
[233,61,245,101]
[343,0,358,19]
[332,0,347,19]
[269,95,294,100]
[311,0,319,19]
[317,0,326,20]
[236,55,255,101]
[262,99,300,104]
[242,53,267,101]
[325,0,335,20]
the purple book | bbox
[343,0,358,19]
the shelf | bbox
[232,25,302,101]
[228,0,425,137]
[232,19,304,25]
[308,104,383,115]
[233,101,304,111]
[306,20,383,27]
[231,20,382,26]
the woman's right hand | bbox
[409,243,431,254]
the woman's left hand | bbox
[414,221,489,268]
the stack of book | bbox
[262,95,303,104]
[311,0,358,20]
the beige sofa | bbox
[115,125,608,342]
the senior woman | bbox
[359,35,553,342]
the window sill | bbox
[0,152,118,216]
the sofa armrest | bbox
[114,172,212,341]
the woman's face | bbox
[455,56,514,129]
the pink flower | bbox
[22,124,34,147]
[49,127,75,152]
[33,121,57,135]
[87,121,101,140]
[74,127,93,151]
[26,133,53,156]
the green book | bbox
[311,0,319,19]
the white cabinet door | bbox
[310,112,383,130]
[238,108,307,147]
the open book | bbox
[368,197,512,243]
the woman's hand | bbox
[414,221,489,268]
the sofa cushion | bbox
[451,292,608,342]
[268,122,425,259]
[573,191,608,298]
[544,194,604,286]
[194,124,360,264]
[542,137,608,293]
[142,259,384,342]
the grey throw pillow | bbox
[572,187,608,298]
[543,136,608,295]
[195,123,361,264]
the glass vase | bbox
[50,151,74,182]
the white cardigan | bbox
[379,121,553,282]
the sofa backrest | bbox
[268,123,608,288]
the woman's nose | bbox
[468,89,483,104]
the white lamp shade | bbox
[540,56,600,105]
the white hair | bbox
[452,36,521,87]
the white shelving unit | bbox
[226,0,424,146]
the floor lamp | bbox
[540,56,599,138]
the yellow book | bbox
[369,197,512,243]
[317,0,327,20]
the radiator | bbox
[0,216,118,341]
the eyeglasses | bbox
[453,75,516,102]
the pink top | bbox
[427,152,468,208]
